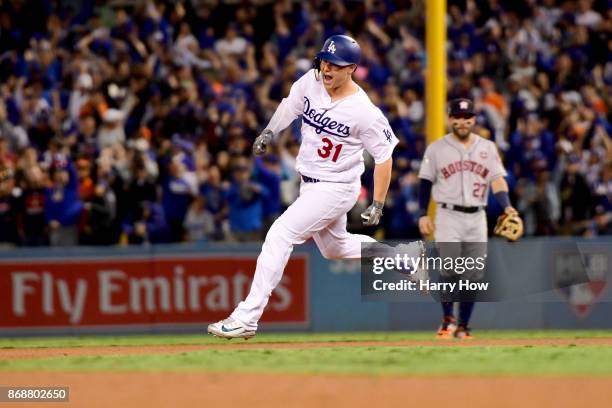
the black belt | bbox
[440,203,484,213]
[301,175,321,183]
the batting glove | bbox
[361,200,384,226]
[253,129,274,156]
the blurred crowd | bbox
[0,0,610,247]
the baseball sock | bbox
[442,302,453,318]
[458,302,475,327]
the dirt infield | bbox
[2,337,612,360]
[1,371,611,408]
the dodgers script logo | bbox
[303,96,351,138]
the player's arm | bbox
[253,99,299,155]
[417,178,434,235]
[417,147,436,236]
[372,157,392,203]
[360,117,398,227]
[490,176,512,210]
[253,72,307,156]
[489,142,513,211]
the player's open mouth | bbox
[323,73,333,83]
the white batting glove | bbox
[253,129,274,156]
[361,200,384,226]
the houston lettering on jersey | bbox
[302,96,350,138]
[441,160,490,180]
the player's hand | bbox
[253,129,274,156]
[418,216,434,236]
[361,200,384,226]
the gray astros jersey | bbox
[418,133,506,207]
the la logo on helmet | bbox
[328,41,336,54]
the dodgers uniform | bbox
[230,68,399,330]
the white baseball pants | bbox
[434,204,488,280]
[231,180,375,329]
[434,205,487,242]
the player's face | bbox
[320,60,355,90]
[449,114,476,140]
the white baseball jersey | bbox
[225,68,406,330]
[419,133,506,207]
[266,69,398,183]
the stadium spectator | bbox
[80,181,116,246]
[253,155,281,229]
[19,162,48,247]
[0,0,608,246]
[215,22,249,60]
[122,200,168,245]
[226,158,268,241]
[0,166,20,246]
[184,195,215,242]
[98,109,126,150]
[199,165,229,240]
[516,158,561,236]
[45,162,83,246]
[162,157,197,242]
[559,154,594,234]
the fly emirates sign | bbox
[0,256,308,329]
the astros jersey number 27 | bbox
[419,134,507,207]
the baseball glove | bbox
[494,207,523,241]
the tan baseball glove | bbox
[494,207,524,241]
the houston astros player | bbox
[208,35,422,339]
[418,98,518,339]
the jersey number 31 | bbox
[318,137,343,162]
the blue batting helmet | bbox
[314,35,361,69]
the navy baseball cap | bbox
[448,98,476,117]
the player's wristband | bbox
[373,200,384,210]
[494,191,511,209]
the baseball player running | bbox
[208,35,422,339]
[418,98,523,339]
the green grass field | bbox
[2,330,612,376]
[0,329,611,348]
